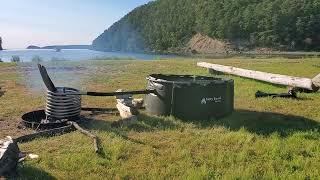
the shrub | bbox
[31,55,43,63]
[11,56,20,62]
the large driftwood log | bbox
[15,125,75,143]
[198,62,320,92]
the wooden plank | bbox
[198,62,319,92]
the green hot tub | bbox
[145,74,234,120]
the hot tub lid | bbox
[147,74,232,85]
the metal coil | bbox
[45,87,81,121]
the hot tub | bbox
[145,74,234,120]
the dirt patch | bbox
[0,66,43,138]
[0,119,32,138]
[186,33,233,54]
[0,66,17,73]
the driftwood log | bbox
[16,122,100,153]
[0,122,101,176]
[0,125,75,176]
[67,121,100,153]
[198,62,320,92]
[15,125,75,143]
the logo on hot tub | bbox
[201,97,222,104]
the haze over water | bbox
[0,49,174,62]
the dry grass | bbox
[0,58,319,179]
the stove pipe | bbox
[45,87,81,121]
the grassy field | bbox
[0,58,320,179]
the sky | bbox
[0,0,152,49]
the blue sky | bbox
[0,0,152,49]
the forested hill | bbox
[92,0,320,53]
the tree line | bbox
[92,0,320,52]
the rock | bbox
[115,90,140,127]
[132,98,144,109]
[0,137,20,176]
[28,154,39,159]
[312,73,320,90]
[186,33,233,54]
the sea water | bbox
[0,49,174,62]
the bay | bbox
[0,49,174,62]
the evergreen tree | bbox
[92,0,320,52]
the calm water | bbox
[0,49,174,62]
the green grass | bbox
[1,58,320,179]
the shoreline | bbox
[1,49,320,63]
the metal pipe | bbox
[66,89,155,97]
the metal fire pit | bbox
[145,74,234,120]
[21,110,79,130]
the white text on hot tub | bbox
[201,97,222,104]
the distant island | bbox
[92,0,320,54]
[27,45,91,50]
[27,45,41,49]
